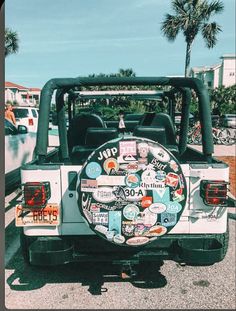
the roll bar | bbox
[36,77,213,163]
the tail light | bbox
[28,118,34,126]
[200,180,228,206]
[23,182,51,207]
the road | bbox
[4,191,236,310]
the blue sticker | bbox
[156,170,166,181]
[85,162,102,179]
[166,202,182,214]
[161,212,177,227]
[109,211,122,234]
[152,188,170,203]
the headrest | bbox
[133,126,166,145]
[85,127,119,147]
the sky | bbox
[5,0,235,89]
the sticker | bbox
[92,212,108,225]
[150,158,167,171]
[90,203,100,212]
[113,234,125,244]
[141,169,156,184]
[165,172,179,189]
[81,193,92,210]
[134,224,150,236]
[149,146,170,162]
[173,188,185,202]
[136,209,157,226]
[105,230,116,241]
[179,174,185,188]
[81,179,97,192]
[97,147,118,161]
[119,162,140,173]
[140,181,165,190]
[137,142,149,158]
[103,158,119,175]
[122,223,135,236]
[112,186,127,200]
[152,188,170,203]
[141,196,153,208]
[97,175,125,186]
[169,160,179,172]
[94,225,108,235]
[119,141,137,156]
[123,204,140,220]
[166,202,182,214]
[124,187,146,201]
[108,211,122,234]
[126,236,149,246]
[83,209,93,223]
[125,173,140,188]
[92,187,116,203]
[146,225,167,236]
[156,170,166,181]
[149,202,167,214]
[161,212,177,227]
[85,162,102,179]
[138,158,148,165]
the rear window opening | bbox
[13,108,29,118]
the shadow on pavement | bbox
[6,252,167,294]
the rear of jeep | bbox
[15,77,231,272]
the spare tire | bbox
[77,137,187,247]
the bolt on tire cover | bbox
[77,137,187,247]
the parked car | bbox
[221,114,236,128]
[13,106,39,132]
[5,118,37,190]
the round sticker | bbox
[77,136,187,247]
[123,204,139,220]
[85,162,102,178]
[125,173,140,188]
[103,158,119,175]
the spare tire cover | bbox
[77,137,187,247]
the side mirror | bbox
[18,125,28,134]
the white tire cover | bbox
[77,137,187,247]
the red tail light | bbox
[200,180,228,206]
[23,182,51,207]
[28,118,34,126]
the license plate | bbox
[15,204,60,227]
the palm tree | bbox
[161,0,224,76]
[5,27,19,57]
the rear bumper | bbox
[26,233,227,266]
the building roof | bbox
[220,54,236,59]
[191,64,221,73]
[5,81,41,91]
[5,81,29,90]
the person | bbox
[5,103,16,125]
[118,110,126,136]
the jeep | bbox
[15,76,233,276]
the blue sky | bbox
[5,0,235,89]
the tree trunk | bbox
[184,41,193,77]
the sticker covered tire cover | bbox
[77,137,187,247]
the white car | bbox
[5,118,37,189]
[13,106,39,132]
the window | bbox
[207,81,212,87]
[32,109,38,118]
[13,108,29,118]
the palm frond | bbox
[201,22,222,48]
[161,14,183,41]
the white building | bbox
[190,54,236,89]
[5,82,41,106]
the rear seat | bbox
[133,113,179,157]
[71,127,118,164]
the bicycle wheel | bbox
[218,128,233,145]
[192,132,202,145]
